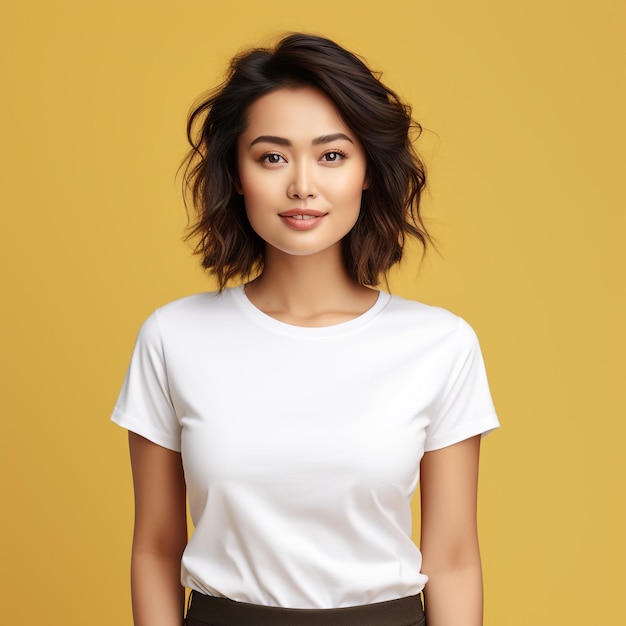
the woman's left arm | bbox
[419,435,483,626]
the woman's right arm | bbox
[129,432,188,626]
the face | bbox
[237,86,368,259]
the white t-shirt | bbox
[112,286,499,609]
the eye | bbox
[260,152,286,165]
[321,150,347,163]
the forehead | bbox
[241,86,354,140]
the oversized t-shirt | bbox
[112,286,499,609]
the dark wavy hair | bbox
[182,33,430,289]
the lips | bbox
[278,209,327,230]
[278,209,327,218]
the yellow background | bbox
[1,1,624,623]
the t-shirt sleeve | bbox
[110,312,181,452]
[424,317,499,452]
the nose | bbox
[287,161,317,199]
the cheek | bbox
[240,187,273,216]
[237,157,261,197]
[237,174,262,208]
[238,178,278,236]
[334,173,367,206]
[238,166,279,205]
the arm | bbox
[129,432,188,626]
[419,435,483,626]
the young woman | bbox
[112,33,499,626]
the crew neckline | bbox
[230,284,391,338]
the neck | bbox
[244,244,378,326]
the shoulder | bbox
[155,289,226,314]
[384,293,475,338]
[136,288,239,342]
[154,288,239,322]
[385,293,457,323]
[377,294,484,369]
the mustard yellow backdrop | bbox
[1,1,624,624]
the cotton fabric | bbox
[112,286,498,609]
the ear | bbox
[233,174,243,195]
[362,165,371,190]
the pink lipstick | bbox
[278,209,327,230]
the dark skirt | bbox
[185,591,426,626]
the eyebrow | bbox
[248,133,354,149]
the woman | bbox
[112,33,499,626]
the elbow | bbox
[421,534,481,577]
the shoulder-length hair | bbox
[182,33,430,290]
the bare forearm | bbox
[423,563,483,626]
[131,550,185,626]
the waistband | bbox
[185,591,425,626]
